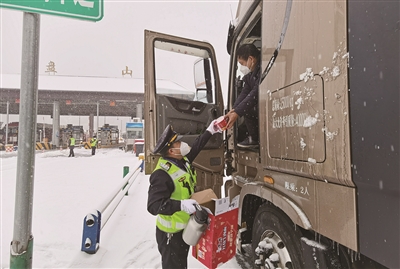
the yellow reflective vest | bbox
[69,137,76,146]
[154,157,197,233]
[90,138,98,147]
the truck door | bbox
[144,30,225,197]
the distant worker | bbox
[139,153,145,172]
[147,121,221,269]
[90,134,98,156]
[68,135,76,157]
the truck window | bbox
[150,37,223,148]
[154,41,216,104]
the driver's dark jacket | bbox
[147,131,212,216]
[233,64,261,117]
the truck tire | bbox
[252,202,305,269]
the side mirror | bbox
[226,22,235,55]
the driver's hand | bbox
[224,110,239,129]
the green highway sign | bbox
[0,0,103,21]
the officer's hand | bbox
[180,199,199,214]
[206,120,222,135]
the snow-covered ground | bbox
[1,148,241,268]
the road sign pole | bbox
[10,12,40,269]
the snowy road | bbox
[1,148,241,268]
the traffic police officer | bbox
[68,135,76,157]
[147,121,221,269]
[90,134,98,155]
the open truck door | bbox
[143,30,225,197]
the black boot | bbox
[238,136,259,148]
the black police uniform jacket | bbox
[147,131,212,217]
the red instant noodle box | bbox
[190,189,239,269]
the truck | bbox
[143,1,399,268]
[125,119,144,152]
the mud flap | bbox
[301,237,331,269]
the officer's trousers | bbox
[156,227,189,269]
[68,146,75,157]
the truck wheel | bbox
[252,202,305,269]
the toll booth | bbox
[98,124,119,147]
[36,123,53,143]
[72,126,85,145]
[125,119,144,152]
[0,122,53,146]
[60,126,72,147]
[60,124,85,147]
[1,122,19,146]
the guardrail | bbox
[80,164,141,254]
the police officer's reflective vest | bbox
[90,138,97,147]
[69,137,76,146]
[154,157,197,233]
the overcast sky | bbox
[0,0,239,130]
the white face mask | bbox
[239,63,251,76]
[171,142,191,156]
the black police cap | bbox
[153,124,182,154]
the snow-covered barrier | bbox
[81,164,141,254]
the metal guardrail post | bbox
[80,211,101,254]
[81,165,140,254]
[123,166,129,195]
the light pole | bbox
[42,117,45,142]
[5,101,9,145]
